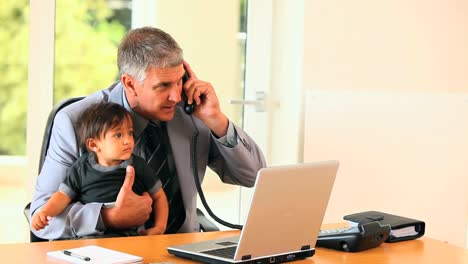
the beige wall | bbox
[303,0,468,247]
[304,0,468,93]
[154,0,243,126]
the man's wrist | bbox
[101,206,117,229]
[96,208,107,232]
[213,121,238,147]
[205,112,229,137]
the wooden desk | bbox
[1,230,467,264]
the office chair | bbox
[24,96,219,242]
[24,96,84,242]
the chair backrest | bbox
[26,97,84,242]
[38,97,85,171]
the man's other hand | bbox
[101,165,153,229]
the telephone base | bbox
[316,221,390,252]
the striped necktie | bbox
[139,121,186,233]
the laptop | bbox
[167,160,339,264]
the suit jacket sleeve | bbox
[208,121,266,187]
[30,109,105,240]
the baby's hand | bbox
[31,212,52,231]
[138,227,165,236]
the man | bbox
[30,27,266,239]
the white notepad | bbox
[47,245,143,264]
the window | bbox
[0,0,29,244]
[0,1,29,155]
[54,0,131,103]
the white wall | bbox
[304,0,468,93]
[304,90,468,247]
[303,0,468,247]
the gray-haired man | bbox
[31,27,266,239]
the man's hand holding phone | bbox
[182,61,229,137]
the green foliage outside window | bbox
[54,0,128,102]
[0,0,129,155]
[0,1,30,155]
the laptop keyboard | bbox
[201,246,237,259]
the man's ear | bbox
[121,73,138,96]
[86,138,100,152]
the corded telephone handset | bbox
[183,68,243,230]
[181,72,195,115]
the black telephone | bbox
[182,72,195,115]
[316,221,390,252]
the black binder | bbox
[343,211,425,242]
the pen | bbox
[63,250,91,261]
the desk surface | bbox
[1,230,467,264]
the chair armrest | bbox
[197,208,220,232]
[23,202,31,223]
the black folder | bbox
[343,211,425,242]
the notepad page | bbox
[47,245,143,264]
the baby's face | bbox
[95,118,134,166]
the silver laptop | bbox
[167,160,339,264]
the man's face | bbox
[133,64,185,121]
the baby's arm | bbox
[31,191,72,231]
[142,189,168,235]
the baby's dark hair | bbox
[77,102,132,151]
